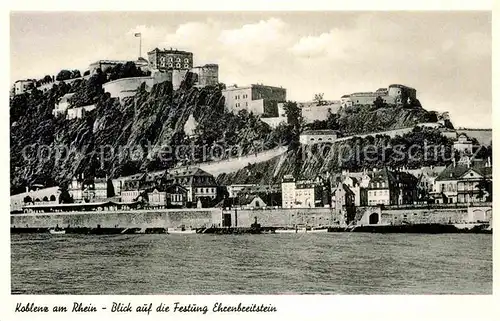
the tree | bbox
[313,93,325,106]
[43,75,53,83]
[58,188,74,204]
[282,101,303,145]
[71,70,81,79]
[476,177,492,202]
[23,195,32,204]
[373,96,386,109]
[56,69,72,81]
[107,179,116,198]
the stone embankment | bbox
[10,204,492,229]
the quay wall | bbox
[11,209,221,229]
[357,205,491,226]
[10,206,491,229]
[231,207,343,227]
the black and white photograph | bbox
[9,9,492,298]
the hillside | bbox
[336,104,439,135]
[10,72,282,194]
[10,69,469,193]
[217,125,457,186]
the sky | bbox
[10,11,492,128]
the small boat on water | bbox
[275,227,306,234]
[275,225,328,234]
[49,229,66,235]
[308,227,329,233]
[167,227,197,235]
[168,229,197,235]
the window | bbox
[176,58,181,62]
[374,191,377,196]
[176,63,181,68]
[184,64,189,68]
[168,57,173,62]
[245,102,248,107]
[184,58,189,63]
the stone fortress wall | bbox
[342,84,417,107]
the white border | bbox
[1,1,497,321]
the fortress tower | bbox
[147,48,193,71]
[147,47,219,90]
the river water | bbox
[11,233,492,294]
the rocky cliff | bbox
[10,73,279,194]
[336,104,437,135]
[217,109,455,185]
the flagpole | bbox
[139,34,142,58]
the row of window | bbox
[457,181,481,189]
[122,191,139,196]
[368,199,389,205]
[370,182,387,188]
[309,137,334,141]
[440,183,457,192]
[159,62,190,69]
[235,102,248,108]
[196,187,216,194]
[368,190,389,197]
[171,194,184,202]
[160,57,190,63]
[234,94,249,100]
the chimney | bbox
[25,186,29,193]
[452,158,456,167]
[487,157,491,168]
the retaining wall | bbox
[228,207,343,227]
[11,209,220,229]
[356,206,491,225]
[10,206,491,229]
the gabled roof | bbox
[237,194,264,206]
[166,167,212,178]
[370,168,395,184]
[419,166,447,178]
[164,184,188,194]
[344,176,359,186]
[342,184,355,195]
[435,164,491,181]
